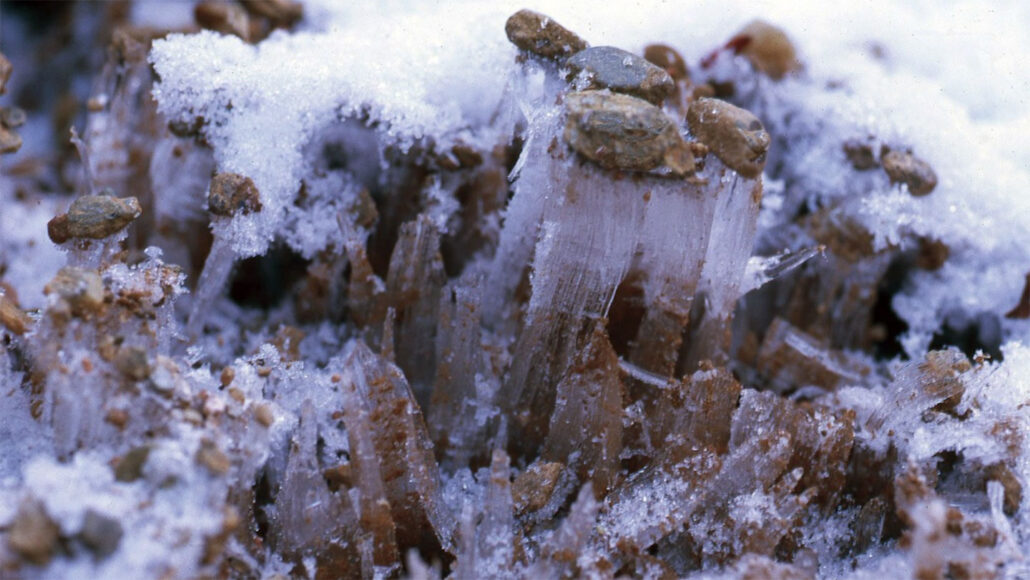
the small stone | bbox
[0,53,11,95]
[254,403,275,427]
[566,46,674,105]
[196,440,231,476]
[0,125,21,154]
[916,237,950,271]
[114,346,150,381]
[1,106,26,129]
[729,20,800,80]
[512,461,564,515]
[45,267,105,317]
[324,463,353,492]
[686,97,770,178]
[149,355,181,395]
[239,0,303,27]
[208,172,262,216]
[79,509,123,559]
[643,43,689,82]
[985,463,1022,516]
[0,292,32,335]
[104,408,129,429]
[843,139,878,170]
[115,447,151,484]
[195,1,251,41]
[1006,273,1030,319]
[504,9,587,61]
[882,150,937,196]
[564,90,694,176]
[7,500,60,565]
[114,446,151,482]
[220,366,235,387]
[47,193,142,244]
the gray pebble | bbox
[566,46,674,105]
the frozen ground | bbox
[1,1,1030,578]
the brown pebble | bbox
[451,142,483,168]
[985,463,1023,516]
[566,46,674,105]
[8,500,60,565]
[882,150,937,196]
[195,1,251,41]
[239,0,302,27]
[196,440,231,475]
[254,403,275,427]
[105,408,129,429]
[916,237,950,271]
[0,53,11,95]
[729,20,801,80]
[1006,273,1030,319]
[45,267,105,317]
[1,106,26,129]
[220,366,236,387]
[114,446,151,482]
[643,44,689,82]
[512,461,564,514]
[208,172,262,216]
[691,83,717,100]
[0,125,21,154]
[114,346,150,381]
[564,90,694,176]
[687,97,770,178]
[505,9,587,61]
[0,292,32,335]
[47,193,142,244]
[228,387,245,403]
[79,509,123,558]
[843,139,878,171]
[323,463,352,492]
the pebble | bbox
[239,0,303,27]
[882,150,937,196]
[566,46,674,105]
[79,509,124,559]
[730,20,801,80]
[208,172,262,216]
[114,446,151,482]
[563,90,694,177]
[512,461,564,514]
[195,1,251,41]
[254,403,275,427]
[8,500,60,565]
[45,267,105,317]
[0,292,31,335]
[643,44,689,82]
[686,97,770,178]
[114,346,151,381]
[47,192,142,244]
[197,440,231,475]
[843,139,878,171]
[0,53,11,95]
[1,106,26,129]
[0,125,21,154]
[505,9,587,61]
